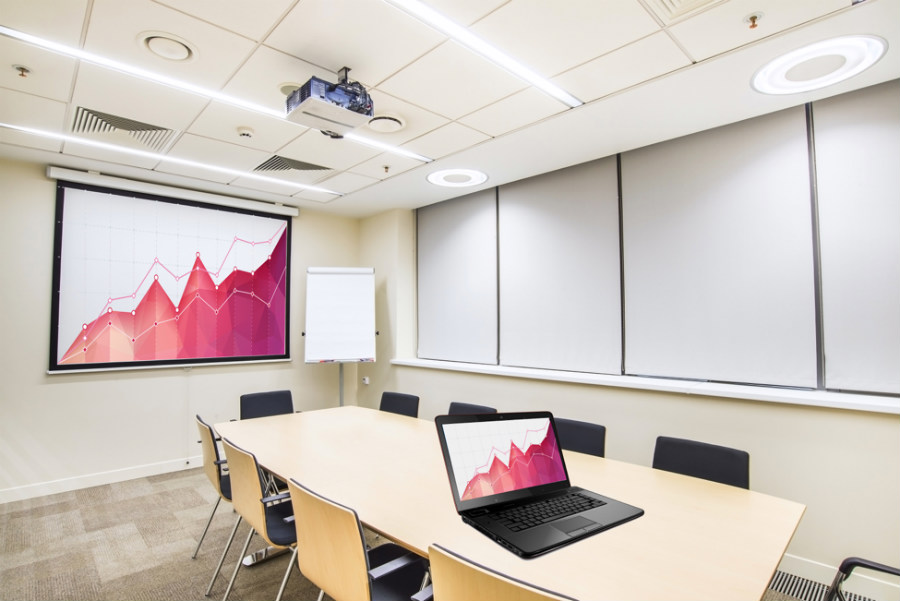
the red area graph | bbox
[58,228,287,364]
[461,424,566,500]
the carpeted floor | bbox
[0,468,803,601]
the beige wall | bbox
[2,156,898,595]
[0,158,360,500]
[357,208,899,596]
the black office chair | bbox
[447,402,497,415]
[824,557,900,601]
[379,391,420,418]
[286,478,428,601]
[555,417,606,457]
[239,389,294,420]
[219,437,297,601]
[652,435,749,489]
[193,415,231,560]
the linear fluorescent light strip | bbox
[382,0,583,108]
[0,25,432,162]
[343,132,431,162]
[0,122,342,196]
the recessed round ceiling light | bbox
[139,32,196,62]
[367,114,405,133]
[752,35,886,95]
[280,82,301,97]
[426,168,488,188]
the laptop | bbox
[435,411,644,558]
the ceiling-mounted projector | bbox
[286,67,373,138]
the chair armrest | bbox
[839,557,900,578]
[261,491,291,505]
[368,552,421,581]
[411,584,433,601]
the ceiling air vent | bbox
[254,156,331,172]
[641,0,726,24]
[71,107,176,152]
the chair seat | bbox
[369,543,428,601]
[219,473,232,501]
[264,500,296,547]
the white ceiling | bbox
[1,0,898,217]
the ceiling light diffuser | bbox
[426,168,488,188]
[382,0,582,108]
[0,25,433,163]
[752,35,886,95]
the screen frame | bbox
[48,180,292,373]
[434,411,571,513]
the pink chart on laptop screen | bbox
[443,417,567,501]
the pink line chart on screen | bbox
[443,418,567,501]
[54,186,289,366]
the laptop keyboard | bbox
[492,492,606,532]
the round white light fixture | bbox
[427,168,488,188]
[752,35,886,95]
[367,114,405,133]
[139,32,196,62]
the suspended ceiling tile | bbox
[458,87,568,138]
[291,187,341,204]
[403,122,490,160]
[378,40,528,121]
[223,45,336,116]
[159,133,270,183]
[188,101,305,153]
[471,0,662,78]
[553,32,692,103]
[416,0,509,26]
[0,0,89,45]
[668,0,851,62]
[357,89,449,146]
[278,129,379,171]
[350,152,422,181]
[0,88,67,151]
[84,0,257,89]
[316,171,379,195]
[71,63,210,131]
[153,0,296,42]
[640,0,727,25]
[0,37,78,103]
[265,0,445,87]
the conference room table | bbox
[215,406,805,601]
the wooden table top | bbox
[216,406,804,601]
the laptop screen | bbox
[436,412,570,511]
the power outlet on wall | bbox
[362,377,370,385]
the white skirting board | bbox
[0,455,201,504]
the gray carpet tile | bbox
[0,467,803,601]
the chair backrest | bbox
[428,544,575,601]
[555,417,606,458]
[196,414,228,499]
[239,389,293,420]
[287,478,372,601]
[379,391,420,418]
[221,437,279,544]
[652,435,750,489]
[447,402,497,415]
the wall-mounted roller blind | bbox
[499,158,621,373]
[417,190,498,364]
[814,80,900,394]
[621,106,817,388]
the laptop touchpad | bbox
[552,516,596,534]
